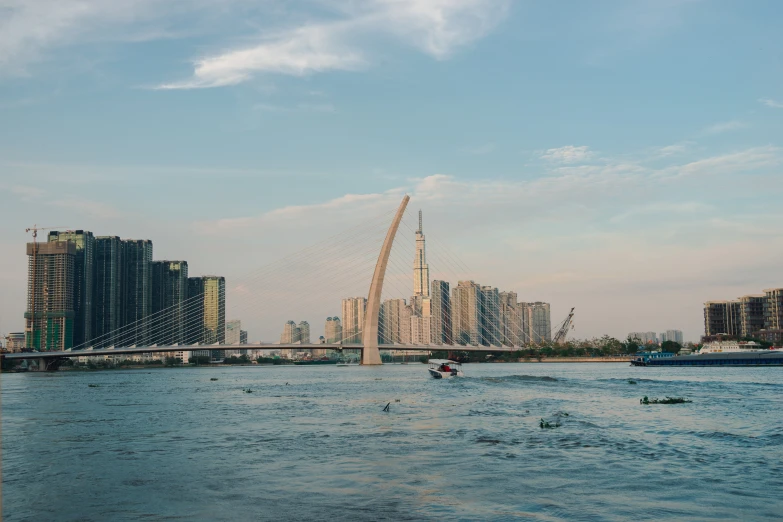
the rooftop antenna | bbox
[418,210,422,233]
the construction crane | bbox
[24,225,69,350]
[552,307,575,345]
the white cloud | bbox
[540,145,594,164]
[157,22,366,89]
[0,0,204,75]
[158,0,510,89]
[703,120,747,134]
[662,146,780,178]
[759,98,783,109]
[655,143,690,157]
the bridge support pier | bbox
[25,358,65,372]
[362,195,410,365]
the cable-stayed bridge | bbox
[6,195,563,371]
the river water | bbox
[2,363,782,521]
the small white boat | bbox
[428,359,464,379]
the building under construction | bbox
[25,241,76,351]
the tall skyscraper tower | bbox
[431,280,452,344]
[324,317,343,344]
[202,276,226,345]
[480,286,502,346]
[526,302,552,344]
[499,291,521,347]
[121,239,152,346]
[413,210,430,298]
[150,260,189,345]
[298,321,311,344]
[93,236,122,347]
[380,298,410,344]
[452,280,480,345]
[341,297,366,344]
[48,230,95,347]
[186,276,205,346]
[25,241,76,351]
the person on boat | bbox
[442,364,451,372]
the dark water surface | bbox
[3,363,782,521]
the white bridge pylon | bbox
[361,194,409,364]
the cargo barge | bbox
[632,341,783,367]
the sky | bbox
[1,0,782,343]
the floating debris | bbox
[539,418,561,429]
[210,378,218,381]
[640,396,691,405]
[88,384,99,388]
[394,399,401,402]
[243,389,253,394]
[382,402,391,412]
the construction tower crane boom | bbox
[552,307,575,345]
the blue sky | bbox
[1,0,782,342]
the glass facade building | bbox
[48,230,94,348]
[121,239,153,346]
[93,236,122,347]
[150,260,189,345]
[430,280,452,345]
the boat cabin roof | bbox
[428,359,460,365]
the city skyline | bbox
[2,2,782,343]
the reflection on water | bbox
[3,363,782,521]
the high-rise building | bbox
[48,230,94,347]
[703,300,741,337]
[341,297,366,343]
[121,239,152,346]
[739,295,765,339]
[431,280,451,345]
[226,320,242,344]
[763,288,783,331]
[240,330,248,344]
[186,277,205,346]
[629,332,658,344]
[413,210,430,298]
[150,261,188,345]
[659,330,684,344]
[499,291,522,346]
[410,314,431,345]
[280,320,299,344]
[525,302,552,344]
[324,317,343,344]
[298,321,311,344]
[452,281,480,345]
[93,236,122,347]
[6,332,25,353]
[480,286,501,346]
[202,275,226,346]
[380,298,408,344]
[25,241,76,351]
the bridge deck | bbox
[4,343,522,360]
